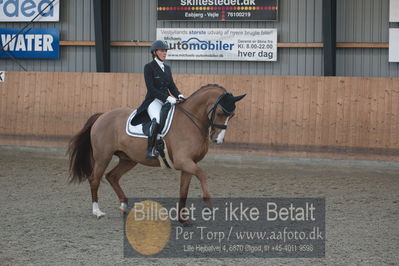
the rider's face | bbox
[155,49,167,61]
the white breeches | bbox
[147,99,163,123]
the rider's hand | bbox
[166,96,177,105]
[178,94,186,102]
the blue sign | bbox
[0,28,59,59]
[0,0,60,22]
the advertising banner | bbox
[0,28,60,59]
[0,0,60,22]
[389,28,399,62]
[157,28,277,61]
[157,0,278,21]
[390,0,399,22]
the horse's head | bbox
[209,92,246,144]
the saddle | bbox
[126,104,175,138]
[126,103,176,169]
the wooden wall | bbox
[1,71,399,160]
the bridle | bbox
[176,92,234,138]
[207,92,233,130]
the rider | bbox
[130,40,186,159]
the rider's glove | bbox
[178,94,186,102]
[166,96,177,105]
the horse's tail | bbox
[68,113,103,184]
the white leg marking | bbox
[119,202,128,213]
[92,202,106,218]
[216,117,230,144]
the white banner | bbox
[390,0,399,22]
[389,28,399,62]
[157,28,277,61]
[0,0,60,22]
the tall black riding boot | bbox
[146,119,160,159]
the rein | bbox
[176,105,210,137]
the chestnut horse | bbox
[68,84,245,220]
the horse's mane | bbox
[188,84,227,99]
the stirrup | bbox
[146,141,159,158]
[146,149,158,159]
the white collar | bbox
[154,57,164,71]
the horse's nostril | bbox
[213,139,217,143]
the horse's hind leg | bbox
[90,155,112,218]
[105,157,137,213]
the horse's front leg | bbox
[176,160,212,208]
[178,171,192,224]
[194,166,212,207]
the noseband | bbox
[177,92,234,137]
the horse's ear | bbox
[233,94,246,102]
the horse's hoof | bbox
[182,221,193,227]
[93,210,106,219]
[179,218,193,226]
[203,198,213,208]
[118,207,128,215]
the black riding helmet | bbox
[150,40,169,53]
[151,40,169,60]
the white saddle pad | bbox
[125,105,176,138]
